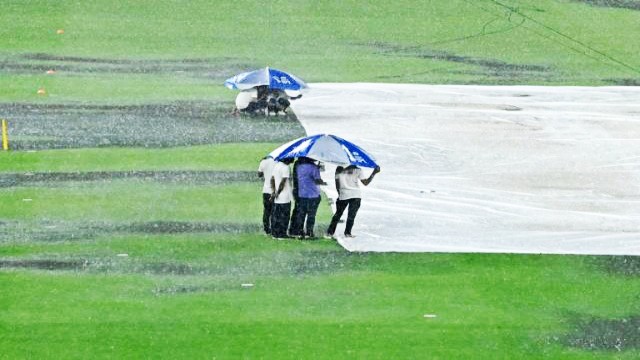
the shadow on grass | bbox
[2,53,253,78]
[564,313,640,351]
[0,259,87,270]
[0,221,262,242]
[358,41,556,83]
[600,256,640,276]
[555,256,640,351]
[117,221,261,234]
[574,0,640,10]
[605,78,640,86]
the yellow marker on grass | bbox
[2,119,9,151]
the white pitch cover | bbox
[292,83,640,255]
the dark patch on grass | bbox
[574,0,640,10]
[0,170,257,188]
[2,258,199,276]
[104,251,349,277]
[0,237,353,278]
[0,101,304,150]
[361,42,553,82]
[113,221,260,234]
[0,221,261,243]
[140,262,200,275]
[153,285,209,295]
[0,259,87,270]
[434,69,559,85]
[0,250,353,277]
[599,255,640,276]
[23,53,217,64]
[1,53,252,77]
[605,78,640,86]
[564,314,640,351]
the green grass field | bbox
[2,0,640,358]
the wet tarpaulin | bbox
[292,83,640,255]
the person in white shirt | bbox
[270,158,295,239]
[232,88,257,115]
[326,165,381,238]
[232,86,269,115]
[258,156,276,235]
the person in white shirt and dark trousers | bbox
[270,158,295,239]
[258,156,276,235]
[326,165,381,238]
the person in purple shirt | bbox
[289,157,327,239]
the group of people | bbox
[233,85,302,116]
[258,155,381,240]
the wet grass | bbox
[0,182,267,222]
[0,170,257,188]
[3,247,640,358]
[0,143,279,173]
[2,1,639,89]
[4,153,637,357]
[0,101,303,150]
[0,220,264,243]
[0,233,346,276]
[565,314,640,351]
[2,0,640,358]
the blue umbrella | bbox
[270,134,378,168]
[224,67,308,91]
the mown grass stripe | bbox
[0,170,258,187]
[0,221,264,242]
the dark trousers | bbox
[291,196,321,236]
[243,99,268,114]
[288,195,300,235]
[327,198,361,236]
[271,202,291,238]
[262,193,273,234]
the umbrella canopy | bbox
[269,134,378,168]
[224,67,308,91]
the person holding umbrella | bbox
[268,134,380,239]
[326,165,381,239]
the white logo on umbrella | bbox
[272,76,291,85]
[290,139,313,155]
